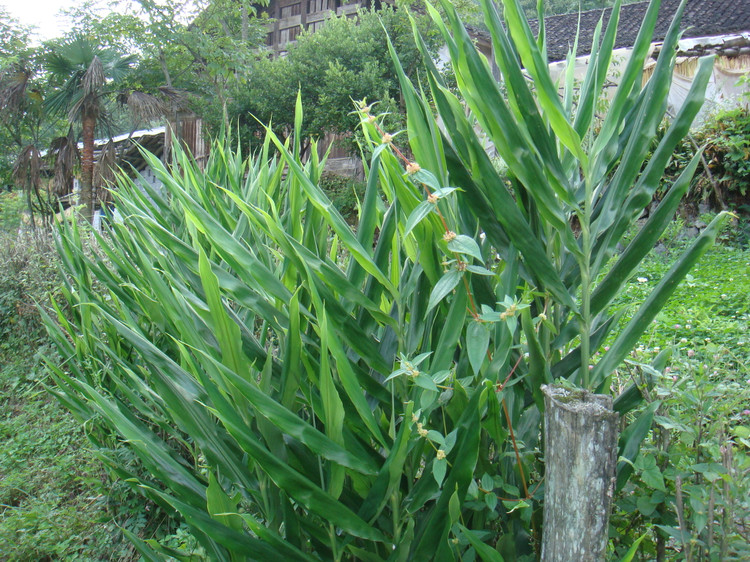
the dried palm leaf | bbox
[51,129,80,198]
[158,85,190,110]
[13,145,42,193]
[82,55,105,97]
[126,91,167,123]
[93,140,118,204]
[0,65,30,116]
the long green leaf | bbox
[592,212,732,389]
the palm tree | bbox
[45,36,135,220]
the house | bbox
[534,0,750,120]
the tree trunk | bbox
[541,385,618,561]
[80,111,96,221]
[241,4,249,43]
[159,49,172,88]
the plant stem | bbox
[329,523,339,561]
[580,177,593,389]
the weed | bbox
[610,231,750,560]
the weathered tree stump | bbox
[541,385,619,561]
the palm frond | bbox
[93,140,118,204]
[82,56,105,97]
[13,144,42,192]
[158,86,191,111]
[0,65,30,114]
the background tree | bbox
[45,36,135,219]
[1,6,68,222]
[0,7,38,188]
[62,0,268,139]
[234,6,440,156]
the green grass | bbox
[617,241,750,364]
[608,222,750,560]
[0,211,135,560]
[0,216,194,560]
[0,341,131,560]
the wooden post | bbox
[541,385,619,561]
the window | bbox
[266,32,275,46]
[308,0,331,12]
[308,20,326,32]
[279,25,300,44]
[280,3,301,18]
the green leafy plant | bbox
[319,172,367,224]
[607,239,750,560]
[662,107,750,206]
[703,108,750,196]
[0,226,61,345]
[46,0,731,558]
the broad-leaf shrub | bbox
[0,227,60,344]
[47,0,730,558]
[663,107,750,203]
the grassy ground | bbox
[0,341,131,560]
[0,195,133,559]
[609,220,750,560]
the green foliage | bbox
[62,0,271,137]
[0,212,192,558]
[0,6,30,64]
[0,218,127,559]
[319,172,367,223]
[698,108,750,198]
[46,0,731,558]
[0,12,52,189]
[233,6,439,155]
[663,107,750,204]
[0,191,25,231]
[609,243,750,560]
[0,227,61,344]
[0,348,127,559]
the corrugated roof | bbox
[531,0,750,62]
[85,126,166,150]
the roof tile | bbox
[531,0,750,62]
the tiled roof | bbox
[531,0,750,62]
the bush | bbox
[0,191,27,232]
[319,172,367,223]
[0,227,60,346]
[663,107,750,206]
[46,0,730,558]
